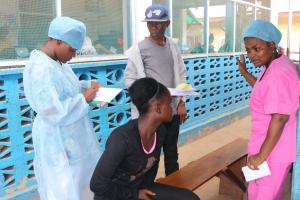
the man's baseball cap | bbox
[142,4,169,22]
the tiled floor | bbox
[156,115,291,200]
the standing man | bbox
[124,4,187,176]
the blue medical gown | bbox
[23,50,102,200]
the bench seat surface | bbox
[157,138,248,190]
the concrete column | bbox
[181,9,187,48]
[131,0,152,45]
[56,0,62,17]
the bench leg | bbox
[218,156,247,200]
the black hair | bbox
[128,77,170,115]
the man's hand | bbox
[138,189,156,200]
[177,99,187,124]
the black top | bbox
[90,119,167,200]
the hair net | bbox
[243,19,282,47]
[48,16,86,50]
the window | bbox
[152,0,170,36]
[0,0,277,60]
[209,0,234,53]
[290,12,300,62]
[0,0,130,60]
[153,0,169,6]
[0,0,55,60]
[62,0,128,56]
[256,0,270,7]
[235,3,255,52]
[241,0,255,3]
[172,0,206,54]
[256,7,270,20]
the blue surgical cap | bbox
[243,19,282,47]
[48,16,86,50]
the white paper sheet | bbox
[168,88,199,96]
[93,88,122,102]
[242,161,271,182]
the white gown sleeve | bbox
[124,59,138,89]
[35,86,88,126]
[79,80,91,92]
[29,63,89,126]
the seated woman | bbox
[90,77,199,200]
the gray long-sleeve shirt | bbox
[124,36,187,118]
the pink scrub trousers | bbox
[247,55,300,200]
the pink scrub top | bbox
[248,55,300,163]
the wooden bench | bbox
[157,138,248,200]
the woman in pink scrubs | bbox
[237,20,300,200]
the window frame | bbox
[0,0,274,65]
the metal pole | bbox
[169,0,173,38]
[298,31,300,65]
[205,0,209,55]
[56,0,62,17]
[287,0,292,58]
[233,1,236,52]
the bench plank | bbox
[219,156,247,199]
[157,138,248,191]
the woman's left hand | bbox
[84,81,103,102]
[91,81,103,89]
[247,154,265,170]
[177,99,187,124]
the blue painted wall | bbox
[292,111,300,200]
[0,55,261,199]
